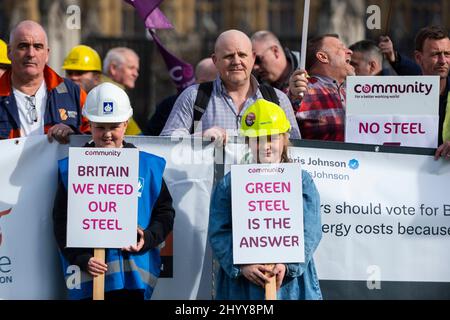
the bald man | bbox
[195,57,217,83]
[160,29,300,142]
[0,20,88,143]
[144,57,217,136]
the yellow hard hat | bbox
[0,39,11,65]
[62,45,101,72]
[240,99,291,137]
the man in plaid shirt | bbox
[289,34,354,141]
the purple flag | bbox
[124,0,195,92]
[149,30,195,92]
[124,0,173,29]
[145,7,173,29]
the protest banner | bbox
[67,147,139,248]
[0,136,67,299]
[2,136,450,299]
[346,76,440,147]
[67,147,139,299]
[231,163,304,299]
[289,140,450,298]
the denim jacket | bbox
[209,169,322,300]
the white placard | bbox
[346,76,440,147]
[289,146,450,282]
[346,114,438,147]
[67,147,139,248]
[231,163,304,264]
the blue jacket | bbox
[209,170,322,300]
[0,66,89,139]
[53,144,174,299]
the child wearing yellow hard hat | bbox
[209,98,322,300]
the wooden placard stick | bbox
[264,264,277,300]
[93,248,105,300]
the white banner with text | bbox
[1,136,450,299]
[289,145,450,282]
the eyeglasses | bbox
[26,95,37,123]
[254,46,274,66]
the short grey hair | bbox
[9,20,48,47]
[250,30,282,48]
[103,47,139,75]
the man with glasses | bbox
[251,30,300,94]
[0,20,88,143]
[289,34,354,141]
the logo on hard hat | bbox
[103,102,114,114]
[245,112,256,127]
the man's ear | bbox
[414,50,423,67]
[369,60,377,74]
[316,51,329,63]
[45,47,50,65]
[272,45,280,58]
[109,63,118,77]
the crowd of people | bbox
[0,18,449,300]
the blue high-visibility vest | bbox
[57,150,166,300]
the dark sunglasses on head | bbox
[254,46,274,66]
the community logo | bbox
[245,112,256,126]
[0,208,12,247]
[348,159,359,170]
[354,82,433,96]
[103,102,114,114]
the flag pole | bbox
[384,0,393,35]
[300,0,311,71]
[298,0,311,98]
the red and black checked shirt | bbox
[291,75,346,141]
